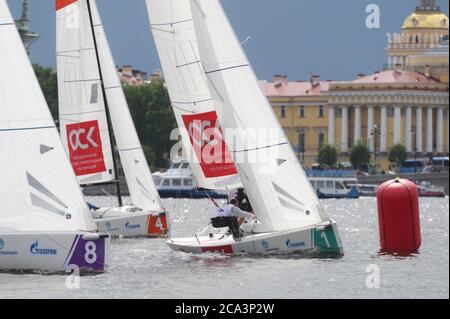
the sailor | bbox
[212,199,255,240]
[227,188,238,204]
[217,199,255,222]
[236,188,253,213]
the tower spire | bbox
[15,0,39,55]
[417,0,440,12]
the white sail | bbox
[190,0,329,232]
[0,0,96,232]
[146,0,241,191]
[57,0,116,186]
[89,0,163,212]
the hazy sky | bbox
[7,0,449,81]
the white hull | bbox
[93,206,168,238]
[0,231,110,273]
[167,221,343,256]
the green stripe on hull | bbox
[313,224,343,254]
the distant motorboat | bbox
[309,177,360,199]
[417,181,446,198]
[306,170,360,199]
[152,162,229,199]
[352,184,378,197]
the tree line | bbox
[33,64,177,171]
[317,142,408,174]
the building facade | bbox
[264,0,449,170]
[386,0,449,83]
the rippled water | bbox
[1,197,448,299]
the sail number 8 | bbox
[84,241,97,264]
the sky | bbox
[7,0,450,82]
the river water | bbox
[0,197,448,299]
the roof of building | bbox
[260,81,332,97]
[403,11,449,29]
[260,69,442,97]
[352,69,440,84]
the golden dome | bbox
[403,12,449,29]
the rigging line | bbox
[104,85,122,90]
[176,60,201,69]
[149,19,192,27]
[60,110,104,116]
[205,64,249,75]
[150,27,174,34]
[172,98,212,105]
[232,142,288,154]
[86,0,123,206]
[64,78,100,83]
[56,54,81,59]
[118,147,141,152]
[0,23,14,26]
[0,126,54,132]
[56,47,95,54]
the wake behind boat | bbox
[0,0,109,273]
[147,0,344,256]
[56,0,168,237]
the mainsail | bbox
[89,0,163,211]
[57,0,163,211]
[0,0,96,232]
[147,0,241,191]
[57,0,115,186]
[190,0,330,232]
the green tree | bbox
[317,144,338,168]
[123,80,177,169]
[33,64,58,120]
[350,140,371,171]
[388,144,408,170]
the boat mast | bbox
[85,0,123,206]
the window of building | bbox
[280,106,286,118]
[336,109,342,118]
[318,105,324,118]
[297,129,305,153]
[299,106,305,118]
[318,129,325,147]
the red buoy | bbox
[376,178,421,253]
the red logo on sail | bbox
[182,111,237,178]
[66,120,106,176]
[56,0,78,11]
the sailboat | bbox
[56,0,168,238]
[149,0,344,255]
[0,0,109,272]
[147,0,241,193]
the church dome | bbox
[403,12,449,29]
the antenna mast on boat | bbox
[85,0,123,206]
